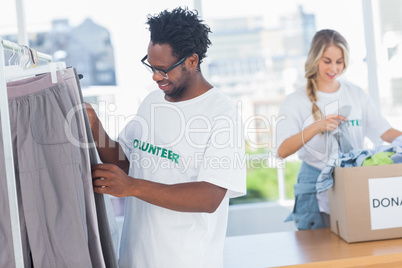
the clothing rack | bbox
[1,39,52,63]
[0,37,52,268]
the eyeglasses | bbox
[141,55,187,79]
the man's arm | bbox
[92,163,227,213]
[85,103,129,174]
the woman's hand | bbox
[314,114,347,133]
[277,114,347,159]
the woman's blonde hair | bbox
[305,29,349,121]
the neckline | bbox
[317,80,343,96]
[161,87,217,105]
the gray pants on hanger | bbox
[0,71,115,267]
[65,68,119,268]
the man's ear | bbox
[187,53,199,69]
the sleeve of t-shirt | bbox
[117,95,153,160]
[275,101,302,154]
[118,121,134,158]
[196,110,247,199]
[362,93,391,143]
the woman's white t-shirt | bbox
[276,79,390,170]
[276,80,391,213]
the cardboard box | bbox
[329,163,402,243]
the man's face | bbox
[146,42,191,102]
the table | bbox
[223,228,402,267]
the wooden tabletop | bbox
[223,228,402,267]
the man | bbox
[87,6,246,268]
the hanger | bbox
[31,48,39,68]
[5,62,66,83]
[6,46,66,83]
[3,41,66,83]
[18,45,30,69]
[8,46,16,65]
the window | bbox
[2,0,401,206]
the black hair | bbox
[146,6,212,67]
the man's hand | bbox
[84,103,99,133]
[92,163,133,197]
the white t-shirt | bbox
[276,80,391,213]
[118,87,246,268]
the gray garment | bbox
[333,122,354,154]
[56,68,107,268]
[68,68,119,267]
[0,71,113,267]
[321,212,330,228]
[333,105,353,154]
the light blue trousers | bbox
[285,162,328,230]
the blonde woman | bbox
[276,29,402,230]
